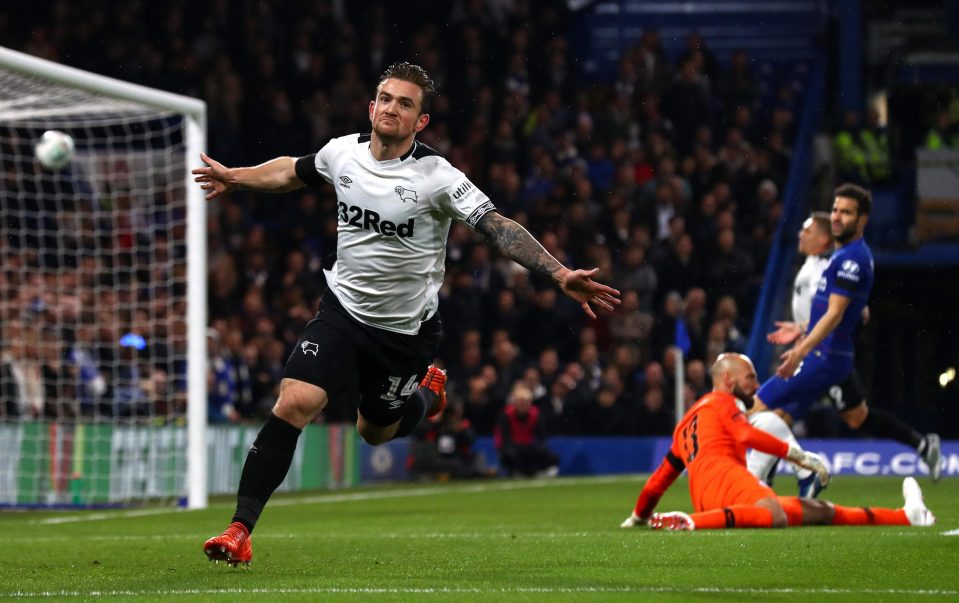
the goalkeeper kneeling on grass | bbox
[620,353,936,531]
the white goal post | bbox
[0,47,208,509]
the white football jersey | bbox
[791,254,831,326]
[301,133,494,335]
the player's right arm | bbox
[193,153,304,200]
[767,321,804,345]
[631,451,684,521]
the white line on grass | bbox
[943,529,959,536]
[9,529,930,543]
[29,475,637,525]
[4,586,957,598]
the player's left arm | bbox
[776,293,850,377]
[476,211,620,318]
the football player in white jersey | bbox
[747,211,940,497]
[746,213,834,496]
[194,62,620,566]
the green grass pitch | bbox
[2,475,957,602]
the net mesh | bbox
[0,64,191,507]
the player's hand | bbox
[559,268,621,319]
[775,346,805,378]
[767,321,802,345]
[192,152,235,201]
[786,446,830,488]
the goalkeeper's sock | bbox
[691,505,774,529]
[830,504,909,526]
[232,413,302,533]
[858,409,923,450]
[393,388,434,439]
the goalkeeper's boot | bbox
[420,365,447,418]
[920,433,942,483]
[204,521,252,567]
[902,477,936,527]
[648,511,696,531]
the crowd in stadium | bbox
[3,1,812,436]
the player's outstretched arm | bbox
[476,212,620,318]
[776,293,850,377]
[192,153,304,201]
[767,321,803,345]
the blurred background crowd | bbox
[1,1,956,440]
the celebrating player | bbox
[620,353,935,531]
[194,62,620,566]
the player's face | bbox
[798,218,829,255]
[797,218,815,254]
[370,78,430,143]
[731,364,759,401]
[831,196,866,244]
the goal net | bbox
[0,47,208,508]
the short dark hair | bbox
[810,211,832,237]
[834,183,872,216]
[377,62,436,114]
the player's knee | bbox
[841,403,868,429]
[356,415,397,446]
[751,411,791,440]
[758,498,788,528]
[273,379,328,427]
[770,505,788,528]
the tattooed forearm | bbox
[476,212,564,280]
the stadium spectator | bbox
[923,109,959,150]
[409,402,492,481]
[494,383,560,476]
[634,386,674,436]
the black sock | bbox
[232,413,302,533]
[393,388,435,439]
[857,409,923,449]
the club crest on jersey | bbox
[395,186,418,203]
[301,341,319,355]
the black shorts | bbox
[283,291,442,427]
[824,369,866,412]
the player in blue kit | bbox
[753,184,875,421]
[749,203,940,494]
[753,186,937,487]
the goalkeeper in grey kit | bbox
[193,62,621,565]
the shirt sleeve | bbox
[832,256,863,294]
[295,154,326,186]
[725,407,790,458]
[432,161,496,229]
[307,137,340,185]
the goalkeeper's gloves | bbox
[785,445,830,488]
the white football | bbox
[35,130,75,171]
